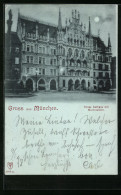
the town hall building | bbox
[6,8,112,92]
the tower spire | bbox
[88,16,91,37]
[58,8,62,31]
[108,33,111,47]
[7,9,13,34]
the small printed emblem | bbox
[7,162,13,170]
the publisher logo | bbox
[7,162,13,170]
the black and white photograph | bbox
[5,4,117,102]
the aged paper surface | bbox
[5,4,117,175]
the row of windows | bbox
[67,39,92,48]
[24,68,56,76]
[93,55,111,62]
[26,56,57,65]
[93,63,109,70]
[68,72,90,76]
[93,72,110,78]
[24,43,56,55]
[24,43,111,62]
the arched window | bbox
[62,59,65,66]
[68,48,72,58]
[83,41,85,47]
[93,55,95,61]
[74,49,79,58]
[63,48,65,56]
[81,50,85,59]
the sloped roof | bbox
[5,32,21,46]
[11,32,21,44]
[19,15,58,38]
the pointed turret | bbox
[88,16,91,38]
[108,33,111,47]
[58,8,62,31]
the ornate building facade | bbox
[6,8,112,92]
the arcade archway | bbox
[75,80,80,90]
[98,80,104,91]
[81,79,86,90]
[38,79,46,90]
[26,79,33,91]
[105,80,111,91]
[68,79,73,91]
[50,79,56,90]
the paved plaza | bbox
[5,90,116,103]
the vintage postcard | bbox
[4,4,118,175]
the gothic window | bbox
[93,55,95,61]
[50,59,52,65]
[31,68,33,74]
[74,49,79,58]
[99,64,102,70]
[105,72,109,78]
[54,69,56,75]
[43,47,45,54]
[43,58,45,64]
[99,72,103,78]
[22,43,25,51]
[27,68,29,73]
[68,48,72,58]
[93,63,95,69]
[63,48,65,56]
[31,45,34,52]
[39,46,42,53]
[50,69,53,75]
[26,56,29,63]
[106,57,109,62]
[70,59,74,66]
[42,69,45,75]
[54,49,56,55]
[77,59,81,67]
[83,41,85,47]
[27,45,30,52]
[70,38,72,44]
[39,57,41,64]
[93,80,96,84]
[54,59,56,65]
[105,64,108,70]
[63,80,65,87]
[77,40,79,46]
[51,49,54,55]
[62,59,65,66]
[82,51,84,59]
[39,68,41,74]
[30,56,33,63]
[83,60,87,67]
[100,55,102,62]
